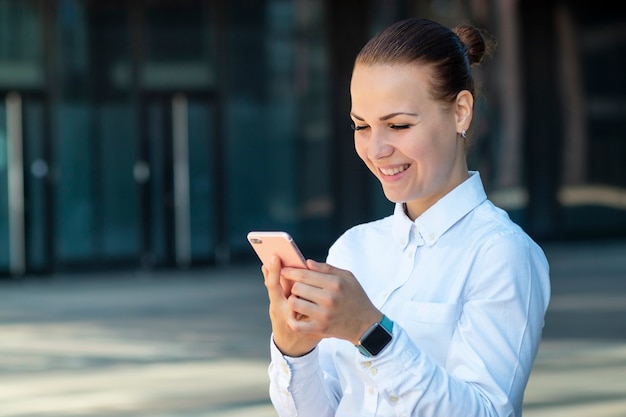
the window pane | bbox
[24,100,49,270]
[188,100,216,259]
[0,0,43,88]
[0,101,8,270]
[226,0,333,254]
[143,2,213,89]
[54,103,96,261]
[99,103,140,257]
[557,8,626,238]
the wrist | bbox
[352,311,384,345]
[272,334,318,358]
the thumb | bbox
[264,255,286,301]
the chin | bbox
[381,190,407,204]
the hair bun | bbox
[454,24,495,66]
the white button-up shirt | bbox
[268,171,551,417]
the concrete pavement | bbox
[0,266,278,417]
[1,239,625,416]
[523,240,626,417]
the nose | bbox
[367,129,394,160]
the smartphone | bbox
[247,231,307,268]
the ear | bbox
[454,90,473,133]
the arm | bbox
[266,256,385,416]
[264,256,343,416]
[268,340,340,417]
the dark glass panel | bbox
[0,101,8,270]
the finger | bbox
[290,279,325,305]
[283,260,349,286]
[307,260,357,280]
[281,267,325,290]
[264,255,286,301]
[287,296,319,330]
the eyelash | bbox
[350,123,411,131]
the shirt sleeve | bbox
[361,232,550,416]
[268,336,340,417]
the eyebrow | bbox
[350,112,418,121]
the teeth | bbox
[380,165,409,176]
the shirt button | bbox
[282,388,290,397]
[368,386,375,395]
[362,361,371,368]
[390,395,398,403]
[370,367,378,376]
[427,232,435,241]
[281,363,289,374]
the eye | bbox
[390,124,411,130]
[351,122,369,131]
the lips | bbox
[379,164,410,176]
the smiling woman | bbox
[264,18,550,417]
[350,63,473,220]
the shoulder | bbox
[470,200,530,242]
[458,202,550,305]
[444,199,547,268]
[469,200,548,269]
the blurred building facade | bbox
[0,0,624,276]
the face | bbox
[350,63,472,220]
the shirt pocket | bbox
[398,302,461,366]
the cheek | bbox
[405,128,448,163]
[401,139,432,165]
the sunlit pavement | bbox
[524,340,626,417]
[523,240,626,417]
[1,239,625,417]
[0,266,278,417]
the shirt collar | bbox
[392,171,488,248]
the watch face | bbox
[361,324,392,356]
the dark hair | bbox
[355,18,494,104]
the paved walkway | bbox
[523,240,626,417]
[1,239,625,416]
[0,266,277,417]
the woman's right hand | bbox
[263,255,322,357]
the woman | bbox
[263,18,550,416]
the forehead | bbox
[350,63,435,111]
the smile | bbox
[379,164,410,176]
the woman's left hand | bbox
[281,260,383,345]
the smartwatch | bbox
[356,314,393,357]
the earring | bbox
[460,129,467,139]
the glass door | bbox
[0,92,51,276]
[140,92,220,267]
[0,0,48,275]
[0,94,22,275]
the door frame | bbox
[0,90,53,276]
[138,90,224,268]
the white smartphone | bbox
[247,231,307,268]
